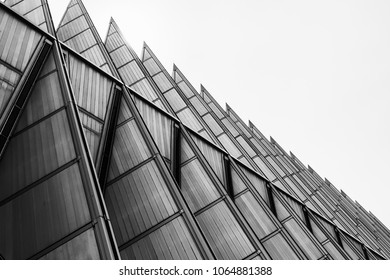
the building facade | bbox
[0,0,389,260]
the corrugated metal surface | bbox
[58,16,89,42]
[190,133,224,184]
[0,164,90,259]
[56,1,112,74]
[164,88,186,112]
[238,164,268,204]
[202,113,223,136]
[130,78,160,102]
[143,58,160,76]
[189,96,208,116]
[284,219,323,259]
[108,119,151,180]
[323,242,346,260]
[231,166,247,195]
[180,136,195,163]
[152,72,172,93]
[218,134,242,159]
[180,159,220,212]
[262,233,300,260]
[0,110,76,200]
[177,81,194,98]
[118,61,144,85]
[16,55,63,132]
[136,99,172,160]
[0,64,20,114]
[120,217,203,260]
[235,192,277,239]
[0,9,42,71]
[280,192,305,222]
[116,97,133,125]
[177,108,203,132]
[68,54,112,119]
[40,229,100,260]
[197,201,255,259]
[106,160,178,245]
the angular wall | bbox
[0,0,389,260]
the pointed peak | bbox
[143,41,150,49]
[248,120,254,128]
[57,0,114,75]
[225,103,231,111]
[172,63,178,71]
[108,17,120,31]
[270,136,276,144]
[200,84,206,92]
[5,0,56,35]
[290,151,296,158]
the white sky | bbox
[47,0,390,229]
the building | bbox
[0,0,389,260]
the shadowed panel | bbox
[105,160,177,245]
[120,217,202,260]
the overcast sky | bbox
[46,0,390,229]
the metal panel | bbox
[279,192,305,222]
[180,135,195,163]
[177,108,203,132]
[203,113,223,135]
[252,157,276,181]
[136,99,172,160]
[120,217,202,260]
[323,242,346,260]
[58,16,89,42]
[235,192,277,239]
[56,1,112,74]
[180,159,220,212]
[40,228,100,260]
[64,29,95,53]
[0,64,20,115]
[108,119,151,181]
[222,118,239,137]
[0,8,42,71]
[118,61,144,85]
[106,160,178,245]
[218,134,242,158]
[284,219,323,259]
[152,72,172,93]
[231,166,247,195]
[59,3,83,26]
[164,88,186,112]
[16,60,64,131]
[130,78,160,102]
[190,133,224,184]
[197,201,255,259]
[143,58,160,76]
[273,195,291,221]
[0,164,90,259]
[189,96,208,116]
[68,54,112,119]
[0,110,76,200]
[238,164,268,203]
[116,96,133,124]
[177,81,194,98]
[262,233,300,260]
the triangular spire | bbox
[57,0,114,75]
[4,0,56,35]
[0,46,118,259]
[105,19,172,112]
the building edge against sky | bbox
[0,0,389,260]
